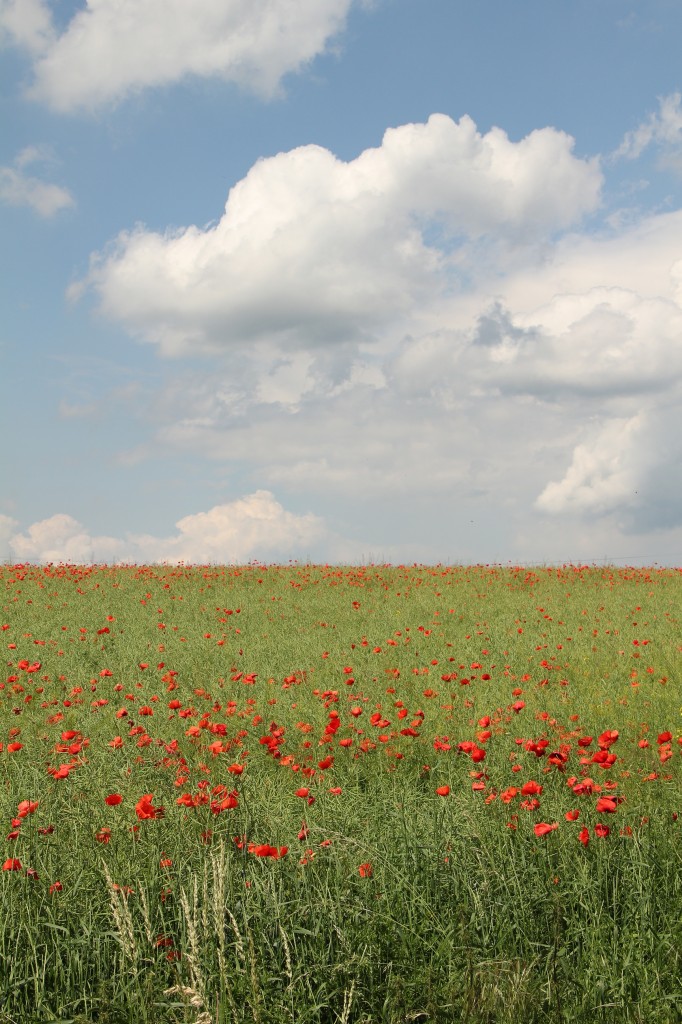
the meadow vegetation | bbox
[1,562,680,1023]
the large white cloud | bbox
[68,110,682,556]
[0,0,356,112]
[74,113,602,355]
[7,492,329,564]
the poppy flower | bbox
[105,794,122,806]
[358,862,373,878]
[565,809,580,821]
[49,881,63,894]
[2,859,21,871]
[595,797,618,814]
[534,823,558,837]
[135,794,165,820]
[597,729,618,749]
[594,823,610,838]
[435,785,450,796]
[521,798,541,811]
[251,844,287,859]
[17,800,39,817]
[520,781,543,796]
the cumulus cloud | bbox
[6,492,328,564]
[0,147,74,216]
[1,0,356,112]
[103,195,682,551]
[535,417,644,515]
[74,113,601,356]
[58,107,682,561]
[8,513,122,564]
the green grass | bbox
[0,562,680,1023]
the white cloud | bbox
[8,513,122,564]
[535,416,643,515]
[0,148,74,216]
[615,92,682,164]
[75,113,601,356]
[1,0,356,112]
[0,0,54,56]
[98,195,682,550]
[127,491,326,563]
[7,492,329,564]
[52,106,682,562]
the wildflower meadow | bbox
[1,562,680,1024]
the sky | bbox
[1,0,682,567]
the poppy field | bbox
[1,561,681,1024]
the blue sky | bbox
[2,0,682,565]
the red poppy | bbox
[295,787,310,798]
[594,823,610,838]
[534,823,558,837]
[49,881,63,895]
[565,809,580,821]
[597,729,619,750]
[135,794,165,820]
[105,794,122,806]
[2,858,21,871]
[17,800,39,818]
[251,844,287,859]
[520,781,543,796]
[435,785,450,796]
[595,797,618,814]
[358,862,373,878]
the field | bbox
[1,562,681,1024]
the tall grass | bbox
[0,563,680,1023]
